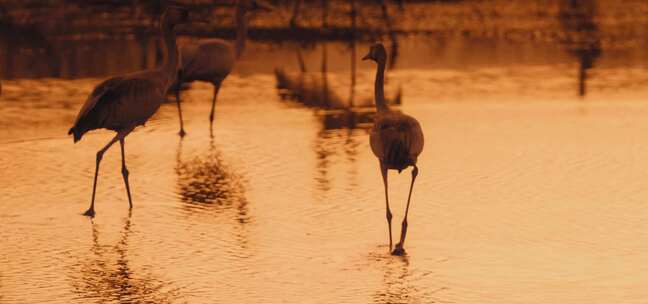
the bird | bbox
[363,43,424,256]
[174,0,271,137]
[68,6,189,217]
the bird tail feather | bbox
[68,126,82,143]
[382,131,410,172]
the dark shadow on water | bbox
[558,0,601,97]
[70,213,182,303]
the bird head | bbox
[362,43,387,64]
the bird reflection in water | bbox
[275,40,401,110]
[176,139,249,219]
[371,254,445,304]
[175,139,251,252]
[274,38,401,195]
[313,111,370,195]
[372,255,417,304]
[559,0,601,97]
[313,38,374,195]
[175,140,251,255]
[71,213,181,303]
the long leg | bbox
[380,162,393,251]
[83,135,120,217]
[209,82,221,137]
[393,165,418,255]
[175,82,186,137]
[120,138,133,209]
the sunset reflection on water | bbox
[3,1,648,302]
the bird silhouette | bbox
[68,6,189,217]
[174,0,271,137]
[363,43,424,256]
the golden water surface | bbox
[2,40,648,303]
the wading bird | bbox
[68,7,189,217]
[363,43,424,255]
[174,0,271,137]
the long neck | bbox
[160,20,179,87]
[374,58,388,112]
[234,4,247,59]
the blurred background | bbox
[2,0,647,85]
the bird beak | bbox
[362,54,371,61]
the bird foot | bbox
[82,208,95,217]
[391,243,406,256]
[178,129,186,137]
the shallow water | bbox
[3,37,648,303]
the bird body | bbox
[180,38,234,84]
[363,43,424,256]
[370,110,423,172]
[68,6,188,217]
[174,0,269,136]
[69,71,168,142]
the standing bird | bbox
[68,7,189,217]
[174,0,271,137]
[363,43,424,256]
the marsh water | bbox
[3,31,648,303]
